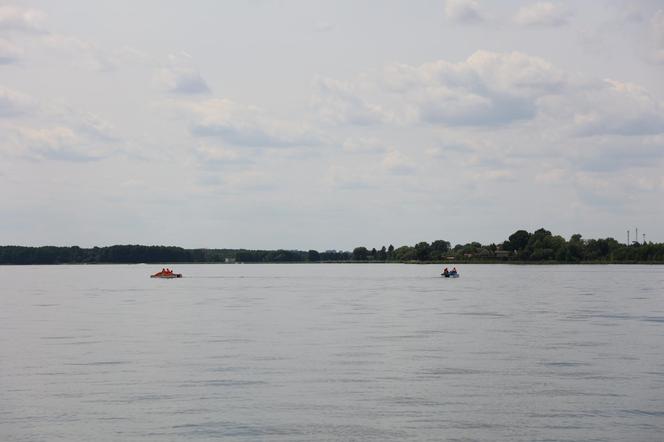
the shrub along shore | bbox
[1,228,662,265]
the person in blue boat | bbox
[450,267,457,276]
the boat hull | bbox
[150,274,182,278]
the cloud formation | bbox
[182,98,320,148]
[155,52,212,95]
[0,85,120,161]
[1,2,662,247]
[515,2,571,27]
[312,76,387,125]
[342,137,387,154]
[0,85,33,117]
[0,5,45,32]
[444,0,483,24]
[567,79,664,137]
[384,51,565,126]
[158,67,211,95]
[326,164,373,190]
[42,34,135,72]
[0,38,21,64]
[382,149,416,175]
[9,126,104,161]
[316,50,664,144]
[193,143,252,167]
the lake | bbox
[1,264,663,441]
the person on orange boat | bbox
[443,267,449,277]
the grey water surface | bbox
[1,264,663,441]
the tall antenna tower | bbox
[635,227,638,244]
[627,230,630,245]
[643,233,646,244]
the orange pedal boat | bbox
[150,269,182,278]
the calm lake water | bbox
[1,264,663,441]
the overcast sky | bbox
[1,0,663,249]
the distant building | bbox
[495,251,511,258]
[225,257,236,263]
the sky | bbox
[1,0,663,250]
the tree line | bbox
[349,228,664,263]
[0,228,662,264]
[0,245,350,265]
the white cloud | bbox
[223,169,276,191]
[342,137,387,154]
[515,2,571,27]
[568,169,664,212]
[619,3,647,23]
[180,98,321,148]
[569,170,662,209]
[326,164,373,190]
[426,137,477,158]
[385,50,566,126]
[2,125,111,161]
[445,0,483,24]
[311,76,388,125]
[154,52,211,95]
[73,112,119,143]
[536,168,567,183]
[567,79,664,137]
[0,38,22,64]
[382,149,416,175]
[43,34,120,71]
[194,143,251,166]
[0,85,35,117]
[474,169,515,182]
[0,86,122,161]
[565,134,664,173]
[158,67,211,95]
[631,175,662,192]
[0,5,45,32]
[328,50,663,140]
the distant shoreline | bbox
[2,228,662,265]
[1,261,663,266]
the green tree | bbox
[352,247,369,261]
[393,245,416,261]
[431,240,451,253]
[508,230,530,251]
[414,242,431,261]
[430,240,451,260]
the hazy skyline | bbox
[1,0,663,249]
